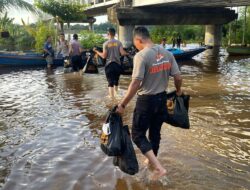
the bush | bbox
[79,30,106,49]
[16,32,35,51]
[22,20,56,52]
[0,37,15,50]
[34,21,56,52]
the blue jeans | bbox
[132,92,168,156]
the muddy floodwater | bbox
[0,48,249,190]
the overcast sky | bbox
[8,0,108,25]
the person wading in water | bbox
[69,34,83,72]
[161,37,167,48]
[43,36,54,69]
[116,26,182,180]
[94,28,128,98]
[57,33,69,61]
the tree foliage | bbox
[0,12,14,31]
[93,22,116,33]
[35,0,87,23]
[79,30,106,49]
[0,0,37,13]
[150,25,205,44]
[0,15,35,51]
[71,22,116,33]
[22,20,56,52]
[150,7,250,46]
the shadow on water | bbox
[0,47,250,190]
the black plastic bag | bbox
[100,107,123,156]
[165,91,190,129]
[120,55,133,75]
[83,51,98,74]
[113,125,139,175]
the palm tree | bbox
[0,0,37,13]
[0,12,14,31]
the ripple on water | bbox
[1,50,250,190]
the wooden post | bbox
[242,6,247,46]
[67,22,70,41]
[228,22,232,46]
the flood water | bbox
[0,48,249,190]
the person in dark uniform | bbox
[172,36,176,48]
[116,26,182,180]
[176,35,182,49]
[94,28,128,98]
[161,37,166,48]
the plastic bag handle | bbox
[111,105,118,113]
[105,105,118,123]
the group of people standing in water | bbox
[43,33,83,71]
[44,27,183,181]
[160,35,182,49]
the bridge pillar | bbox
[118,25,134,48]
[205,25,222,47]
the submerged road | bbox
[0,47,249,190]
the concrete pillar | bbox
[118,25,134,48]
[205,25,222,47]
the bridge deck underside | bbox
[133,0,250,7]
[109,7,237,25]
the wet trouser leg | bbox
[149,113,164,156]
[45,55,54,68]
[132,92,167,156]
[71,55,81,71]
[105,62,121,87]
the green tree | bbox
[225,7,250,45]
[0,12,14,31]
[79,30,106,49]
[71,24,88,30]
[70,22,116,34]
[93,22,116,33]
[0,0,37,13]
[35,0,87,32]
[15,28,35,50]
[0,13,35,51]
[22,19,56,52]
[150,25,204,44]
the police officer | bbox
[94,28,128,98]
[116,27,182,180]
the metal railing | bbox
[86,0,118,6]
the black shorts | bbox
[132,92,168,156]
[71,55,82,71]
[105,62,122,87]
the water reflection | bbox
[0,48,250,190]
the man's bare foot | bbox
[151,168,167,181]
[107,95,115,99]
[143,158,149,166]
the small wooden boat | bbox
[168,47,207,60]
[121,47,207,75]
[227,46,250,56]
[0,51,64,67]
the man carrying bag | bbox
[100,107,139,175]
[116,27,182,180]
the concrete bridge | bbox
[84,0,250,47]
